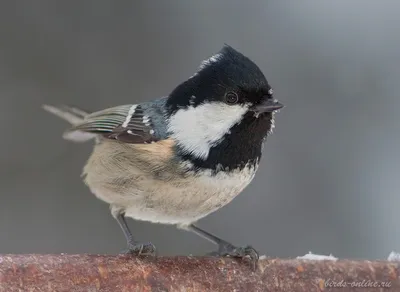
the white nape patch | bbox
[189,53,223,79]
[122,105,137,128]
[149,129,155,135]
[168,102,249,159]
[388,251,400,262]
[297,251,338,261]
[199,53,222,70]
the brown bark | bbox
[0,254,398,291]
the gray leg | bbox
[186,224,259,269]
[115,213,156,256]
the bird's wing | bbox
[66,104,160,144]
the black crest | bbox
[166,45,271,116]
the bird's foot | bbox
[121,241,156,256]
[207,242,259,270]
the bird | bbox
[43,45,283,267]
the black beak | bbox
[251,99,284,114]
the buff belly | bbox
[82,140,258,225]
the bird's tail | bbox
[42,104,96,142]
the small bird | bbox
[43,45,283,267]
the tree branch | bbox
[0,254,398,291]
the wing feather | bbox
[66,104,159,144]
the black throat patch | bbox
[177,112,273,173]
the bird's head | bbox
[166,45,283,163]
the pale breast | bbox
[82,139,259,225]
[123,164,258,225]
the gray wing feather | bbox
[44,98,168,144]
[66,104,160,143]
[70,105,133,133]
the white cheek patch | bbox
[168,102,249,159]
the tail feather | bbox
[43,104,97,142]
[42,104,89,124]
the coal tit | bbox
[43,45,283,267]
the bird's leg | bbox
[186,224,259,269]
[115,213,156,256]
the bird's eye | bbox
[224,92,239,105]
[268,88,274,96]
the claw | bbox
[121,242,156,256]
[208,243,259,270]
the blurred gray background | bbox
[0,1,399,260]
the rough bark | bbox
[0,254,398,291]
